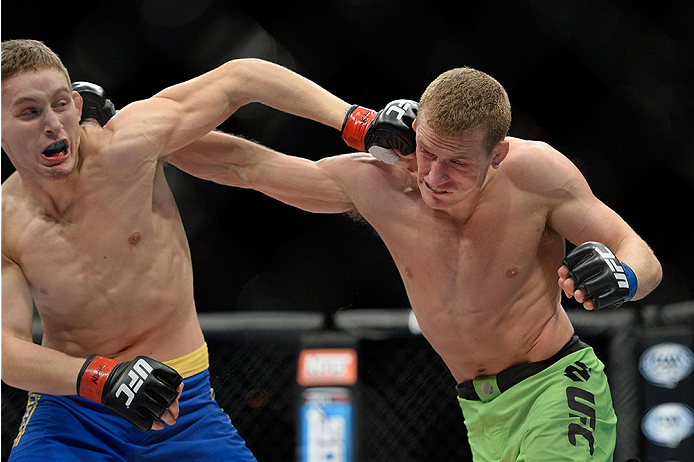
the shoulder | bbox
[93,97,177,163]
[317,152,383,172]
[1,173,30,261]
[500,137,588,195]
[318,153,419,225]
[80,117,158,175]
[318,152,417,194]
[1,172,25,213]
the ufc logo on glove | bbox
[562,241,638,309]
[77,354,182,431]
[593,246,630,289]
[384,100,415,121]
[116,358,153,407]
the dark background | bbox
[3,0,693,313]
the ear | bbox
[490,139,510,169]
[412,117,418,132]
[72,90,84,119]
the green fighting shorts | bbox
[456,336,616,461]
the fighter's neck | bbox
[430,197,482,227]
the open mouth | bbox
[42,140,69,159]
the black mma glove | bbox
[562,241,638,310]
[71,81,117,126]
[341,99,418,163]
[77,354,182,431]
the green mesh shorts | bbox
[456,336,616,461]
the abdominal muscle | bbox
[21,187,205,363]
[38,293,204,364]
[387,218,575,384]
[405,272,575,384]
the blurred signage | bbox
[639,342,694,389]
[641,402,694,448]
[297,348,358,387]
[299,387,353,462]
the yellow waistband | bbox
[164,342,209,379]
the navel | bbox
[506,267,520,278]
[128,231,142,245]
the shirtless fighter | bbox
[1,39,350,461]
[168,67,662,460]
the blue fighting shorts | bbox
[9,344,257,462]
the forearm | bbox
[233,58,349,130]
[168,131,266,187]
[2,334,84,395]
[148,58,349,157]
[613,235,663,301]
[169,131,355,214]
[157,59,348,131]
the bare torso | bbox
[2,126,204,362]
[349,138,575,383]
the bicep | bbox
[550,192,634,249]
[109,62,248,161]
[545,158,636,250]
[1,261,33,382]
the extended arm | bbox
[110,59,350,159]
[168,131,358,214]
[163,94,420,211]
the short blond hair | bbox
[419,67,511,153]
[1,39,71,84]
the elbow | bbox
[229,57,273,76]
[1,366,21,390]
[220,58,270,105]
[651,255,664,290]
[1,337,23,389]
[633,251,663,301]
[644,243,663,290]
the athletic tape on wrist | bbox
[621,262,638,301]
[77,355,120,403]
[342,105,377,152]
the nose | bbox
[43,108,63,136]
[427,159,448,185]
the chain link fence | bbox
[4,305,694,461]
[2,311,471,462]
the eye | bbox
[450,159,473,172]
[420,148,436,160]
[18,107,39,118]
[53,99,70,111]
